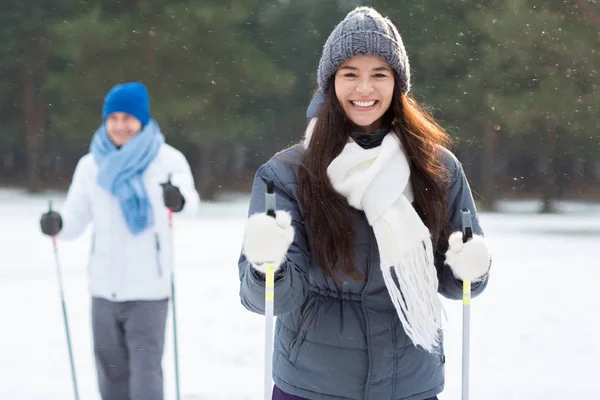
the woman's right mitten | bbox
[242,210,294,273]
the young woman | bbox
[238,7,491,400]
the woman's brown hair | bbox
[297,75,453,281]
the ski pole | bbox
[48,200,80,400]
[166,174,181,400]
[460,208,473,400]
[264,180,276,400]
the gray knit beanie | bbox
[317,6,411,95]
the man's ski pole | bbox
[48,200,80,400]
[264,181,276,400]
[460,208,473,400]
[166,174,181,400]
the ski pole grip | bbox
[265,180,276,218]
[461,208,473,243]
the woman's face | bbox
[334,55,394,134]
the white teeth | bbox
[352,100,376,107]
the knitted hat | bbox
[102,82,151,126]
[317,6,411,94]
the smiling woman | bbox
[238,6,492,400]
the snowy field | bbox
[1,188,598,399]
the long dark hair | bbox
[296,76,453,281]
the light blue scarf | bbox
[90,120,165,235]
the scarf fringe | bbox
[381,239,444,353]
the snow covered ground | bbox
[1,188,598,399]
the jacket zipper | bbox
[362,227,377,400]
[155,233,163,277]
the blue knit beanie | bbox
[317,7,411,95]
[102,82,151,126]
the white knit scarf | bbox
[304,118,443,352]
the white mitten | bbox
[445,231,491,281]
[242,210,295,273]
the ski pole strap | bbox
[460,208,473,243]
[266,180,276,218]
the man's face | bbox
[105,112,142,147]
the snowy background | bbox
[1,188,598,399]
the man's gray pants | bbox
[92,297,169,400]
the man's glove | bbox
[40,211,63,237]
[160,175,185,212]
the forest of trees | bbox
[1,0,599,211]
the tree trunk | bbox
[481,123,497,211]
[197,142,218,200]
[21,36,50,193]
[540,115,558,213]
[145,28,157,78]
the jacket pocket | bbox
[154,233,163,277]
[288,294,322,363]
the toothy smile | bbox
[351,100,377,107]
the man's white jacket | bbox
[58,144,200,302]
